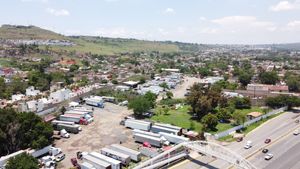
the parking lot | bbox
[55,102,135,169]
[171,76,202,99]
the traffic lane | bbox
[199,112,299,169]
[263,140,300,169]
[228,112,299,157]
[249,125,300,169]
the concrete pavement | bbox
[171,111,300,169]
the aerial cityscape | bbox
[1,0,300,169]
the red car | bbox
[265,139,271,144]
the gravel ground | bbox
[171,76,202,99]
[55,103,134,169]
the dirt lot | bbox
[171,76,202,99]
[55,103,136,169]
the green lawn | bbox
[218,112,284,142]
[234,106,265,116]
[150,105,203,132]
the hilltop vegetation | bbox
[0,25,180,55]
[0,25,65,40]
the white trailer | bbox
[29,145,52,158]
[85,98,104,108]
[133,133,162,147]
[100,148,131,166]
[151,125,179,135]
[155,123,182,131]
[80,162,96,169]
[68,109,94,117]
[132,129,161,138]
[51,120,75,126]
[125,120,151,131]
[82,154,111,169]
[89,152,121,169]
[110,144,141,162]
[159,132,189,144]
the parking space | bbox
[55,103,135,169]
[171,76,202,99]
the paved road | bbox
[249,127,300,169]
[171,111,300,169]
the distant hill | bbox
[0,25,66,40]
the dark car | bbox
[265,139,271,144]
[262,149,269,153]
[236,137,243,142]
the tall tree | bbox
[6,153,39,169]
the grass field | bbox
[150,105,267,135]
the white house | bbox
[49,88,72,104]
[11,94,25,102]
[26,86,41,96]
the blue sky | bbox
[1,0,300,44]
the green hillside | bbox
[0,25,180,55]
[0,25,66,40]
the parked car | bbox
[236,137,243,142]
[265,139,271,144]
[55,154,65,162]
[244,141,252,149]
[262,149,269,153]
[293,129,299,135]
[264,153,273,160]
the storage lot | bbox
[55,103,135,169]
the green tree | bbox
[166,91,173,99]
[144,91,157,108]
[111,79,118,84]
[201,113,218,131]
[69,64,79,72]
[6,153,39,169]
[159,82,169,91]
[128,96,151,117]
[238,71,252,86]
[259,71,279,85]
[216,108,231,122]
[232,111,246,125]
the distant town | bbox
[1,25,300,169]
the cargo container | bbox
[132,129,161,138]
[65,110,94,117]
[151,125,179,135]
[125,120,151,131]
[155,123,182,131]
[80,162,96,169]
[51,120,75,126]
[56,123,82,134]
[64,111,92,120]
[100,148,131,166]
[82,154,111,169]
[65,109,94,117]
[110,144,141,162]
[85,98,104,108]
[59,114,88,125]
[72,107,94,115]
[159,132,189,144]
[133,133,162,147]
[89,152,121,169]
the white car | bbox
[244,141,252,149]
[264,153,273,160]
[293,130,299,135]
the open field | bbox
[55,103,137,169]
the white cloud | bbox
[164,8,175,14]
[270,0,300,12]
[21,0,48,3]
[284,20,300,31]
[211,16,275,31]
[199,17,207,21]
[46,8,70,16]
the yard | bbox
[150,105,266,134]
